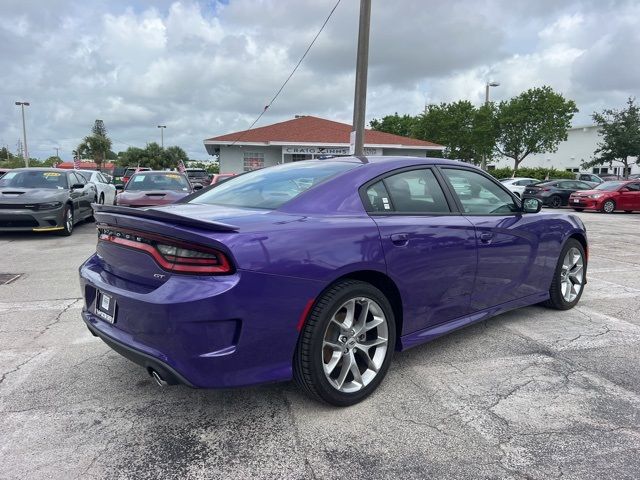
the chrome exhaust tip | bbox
[150,369,168,387]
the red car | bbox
[115,171,193,207]
[210,173,236,185]
[569,180,640,213]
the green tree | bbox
[116,143,189,170]
[412,101,496,164]
[495,86,578,174]
[77,119,112,170]
[581,97,640,176]
[369,113,417,137]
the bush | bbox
[488,166,575,180]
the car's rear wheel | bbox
[602,199,616,213]
[59,205,74,236]
[543,239,586,310]
[294,280,396,406]
[549,195,562,208]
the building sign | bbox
[282,146,382,156]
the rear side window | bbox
[364,169,450,214]
[190,161,359,209]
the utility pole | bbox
[55,147,60,159]
[481,82,499,170]
[157,125,166,149]
[15,101,30,167]
[351,0,371,157]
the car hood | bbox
[571,189,611,196]
[0,188,68,203]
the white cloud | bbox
[0,0,638,160]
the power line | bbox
[230,0,342,146]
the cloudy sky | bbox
[1,0,639,160]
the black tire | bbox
[602,199,616,213]
[542,238,586,310]
[59,204,74,236]
[294,280,396,406]
[573,208,584,212]
[549,195,562,208]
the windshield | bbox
[0,170,68,189]
[190,161,359,209]
[125,172,190,191]
[595,181,625,191]
[187,170,208,178]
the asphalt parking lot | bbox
[1,211,639,480]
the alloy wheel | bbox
[66,208,73,232]
[322,297,388,393]
[551,196,562,208]
[603,200,615,213]
[560,247,584,302]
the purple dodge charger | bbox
[80,157,587,406]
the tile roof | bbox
[204,115,442,148]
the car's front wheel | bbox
[602,199,616,213]
[59,205,74,236]
[294,280,396,406]
[543,238,586,310]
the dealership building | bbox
[203,116,444,173]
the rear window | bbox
[125,172,190,191]
[190,161,359,209]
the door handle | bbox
[480,232,494,243]
[390,233,409,246]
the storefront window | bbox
[243,152,264,172]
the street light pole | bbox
[15,101,30,167]
[351,0,371,157]
[480,82,499,170]
[157,125,166,149]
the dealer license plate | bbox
[95,291,116,323]
[574,199,580,203]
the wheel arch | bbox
[568,231,588,261]
[319,270,404,350]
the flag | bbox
[73,153,81,170]
[178,159,186,173]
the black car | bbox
[523,180,594,208]
[185,168,209,188]
[0,168,96,235]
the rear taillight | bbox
[97,225,232,275]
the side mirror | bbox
[193,184,203,191]
[115,184,124,191]
[522,197,542,213]
[71,183,85,190]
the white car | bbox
[499,177,540,198]
[77,170,117,205]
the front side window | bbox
[243,152,264,172]
[442,168,517,214]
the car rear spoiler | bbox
[92,204,239,232]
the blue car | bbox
[80,157,587,406]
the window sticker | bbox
[43,172,61,177]
[382,197,390,209]
[133,176,145,182]
[165,174,180,179]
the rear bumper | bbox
[0,207,65,231]
[569,197,601,210]
[79,253,325,388]
[83,313,194,386]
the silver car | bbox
[0,168,96,235]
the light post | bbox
[351,0,371,156]
[481,82,499,170]
[15,101,30,167]
[157,125,166,149]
